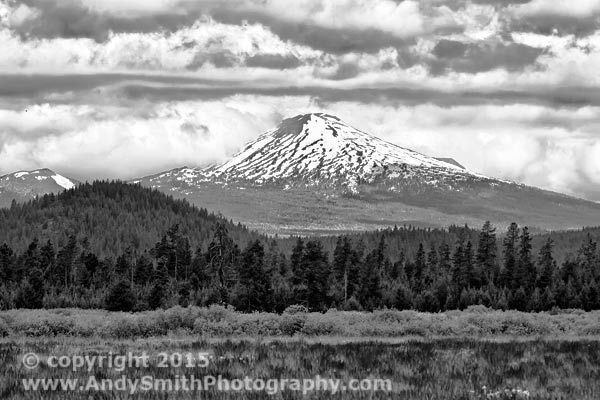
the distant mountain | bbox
[134,113,600,234]
[0,168,78,208]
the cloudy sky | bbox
[1,0,600,200]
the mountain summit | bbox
[206,113,471,185]
[140,113,480,194]
[136,113,600,234]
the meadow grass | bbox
[1,336,600,399]
[1,305,600,339]
[2,306,600,399]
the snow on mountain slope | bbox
[50,173,76,190]
[0,168,78,207]
[139,113,486,191]
[207,113,476,182]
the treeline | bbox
[2,220,600,313]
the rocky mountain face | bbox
[139,113,600,233]
[0,169,77,208]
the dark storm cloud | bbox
[4,73,600,109]
[432,39,468,59]
[211,9,424,54]
[430,40,544,75]
[186,51,239,70]
[508,15,600,37]
[245,54,302,69]
[114,83,600,109]
[12,0,202,41]
[0,73,216,98]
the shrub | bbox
[283,305,309,315]
[193,318,234,336]
[136,314,169,337]
[372,309,418,324]
[161,306,201,330]
[465,305,491,314]
[198,304,235,323]
[255,313,282,336]
[301,314,341,336]
[280,313,306,335]
[101,316,140,338]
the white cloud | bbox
[76,0,428,38]
[7,4,40,27]
[244,0,426,38]
[81,0,181,15]
[511,0,600,18]
[1,0,600,202]
[2,97,600,201]
[0,97,311,180]
[0,17,322,73]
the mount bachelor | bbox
[3,113,600,234]
[136,113,600,234]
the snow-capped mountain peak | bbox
[132,113,600,234]
[206,113,472,183]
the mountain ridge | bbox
[0,168,78,208]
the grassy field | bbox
[2,306,600,399]
[2,336,600,399]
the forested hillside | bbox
[0,181,262,256]
[1,181,600,313]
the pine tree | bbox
[463,241,475,288]
[0,243,14,283]
[134,254,153,285]
[438,243,451,274]
[106,280,136,311]
[426,244,438,287]
[476,221,497,287]
[502,223,519,289]
[413,243,426,291]
[206,223,238,296]
[303,240,330,311]
[517,227,535,291]
[15,266,45,309]
[235,240,271,311]
[16,239,40,283]
[578,235,599,282]
[39,240,55,276]
[56,235,77,288]
[115,254,130,277]
[148,262,169,309]
[78,252,99,288]
[395,284,413,310]
[332,237,355,306]
[290,238,307,305]
[537,238,555,290]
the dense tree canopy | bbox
[1,181,600,312]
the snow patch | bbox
[51,174,75,190]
